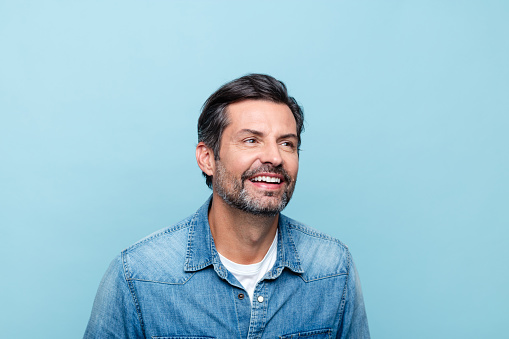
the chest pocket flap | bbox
[279,328,332,338]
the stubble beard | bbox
[213,161,296,217]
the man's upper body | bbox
[84,197,369,338]
[84,74,370,338]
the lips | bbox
[250,175,282,184]
[242,164,291,186]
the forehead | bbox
[224,100,297,135]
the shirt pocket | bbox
[152,337,215,339]
[279,328,332,338]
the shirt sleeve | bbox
[338,253,370,339]
[84,254,144,339]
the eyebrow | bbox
[237,129,298,140]
[238,129,264,137]
[279,133,298,140]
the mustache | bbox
[241,164,292,183]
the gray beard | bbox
[213,161,294,217]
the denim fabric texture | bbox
[84,197,370,338]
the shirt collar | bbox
[184,196,303,275]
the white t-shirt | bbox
[218,231,278,303]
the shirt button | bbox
[238,293,244,300]
[257,296,264,303]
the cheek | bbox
[285,156,299,176]
[232,154,262,171]
[224,159,255,178]
[290,166,299,180]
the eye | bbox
[281,141,295,148]
[244,138,257,144]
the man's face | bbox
[212,100,299,216]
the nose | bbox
[259,142,283,167]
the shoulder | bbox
[280,214,352,281]
[118,212,197,284]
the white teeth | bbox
[252,176,281,183]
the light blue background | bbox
[1,1,508,338]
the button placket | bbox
[246,283,268,339]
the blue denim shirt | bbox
[84,197,370,338]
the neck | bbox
[208,192,279,265]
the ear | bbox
[196,142,215,177]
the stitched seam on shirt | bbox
[125,275,195,285]
[279,328,332,338]
[122,251,146,336]
[287,223,348,250]
[337,251,351,331]
[231,287,243,339]
[260,283,269,334]
[299,271,348,283]
[124,214,196,252]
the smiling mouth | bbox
[250,175,282,184]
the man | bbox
[84,74,370,338]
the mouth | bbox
[247,173,286,190]
[241,165,292,191]
[249,174,283,184]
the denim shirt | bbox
[84,198,370,338]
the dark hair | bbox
[198,73,304,188]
